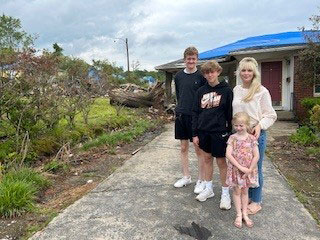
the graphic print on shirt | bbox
[201,92,221,109]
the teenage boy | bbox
[173,46,207,194]
[192,60,232,210]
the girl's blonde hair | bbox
[236,57,261,102]
[232,112,251,131]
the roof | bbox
[199,31,312,60]
[155,31,318,71]
[155,57,228,72]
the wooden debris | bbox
[131,147,141,155]
[109,82,165,108]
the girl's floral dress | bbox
[226,134,259,188]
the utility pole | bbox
[114,37,130,73]
[125,38,130,73]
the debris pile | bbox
[109,82,165,108]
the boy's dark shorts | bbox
[198,130,229,157]
[175,113,193,142]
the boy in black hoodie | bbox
[192,60,233,210]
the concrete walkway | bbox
[31,122,320,240]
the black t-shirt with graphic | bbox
[174,69,206,116]
[192,81,233,136]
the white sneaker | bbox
[196,187,214,202]
[194,180,206,194]
[220,193,231,210]
[174,176,192,188]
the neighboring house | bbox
[0,63,18,79]
[155,31,320,120]
[142,76,156,86]
[88,66,101,82]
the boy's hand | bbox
[192,136,199,146]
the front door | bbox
[261,61,282,106]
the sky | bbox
[1,0,319,71]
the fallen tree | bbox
[109,82,165,108]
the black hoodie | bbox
[192,81,233,136]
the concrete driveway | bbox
[30,123,320,240]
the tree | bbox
[0,14,34,51]
[298,11,320,85]
[53,43,63,56]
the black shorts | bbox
[175,113,193,142]
[198,131,229,157]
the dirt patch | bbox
[268,135,320,225]
[0,125,165,240]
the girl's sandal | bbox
[234,215,242,228]
[243,215,254,228]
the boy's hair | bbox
[183,46,198,59]
[201,60,222,74]
[232,112,251,129]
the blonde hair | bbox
[184,46,198,59]
[232,112,251,131]
[236,57,261,102]
[201,60,222,74]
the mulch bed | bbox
[268,135,320,225]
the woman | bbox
[232,57,277,214]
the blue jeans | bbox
[249,130,267,203]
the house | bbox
[88,66,101,81]
[142,76,156,86]
[155,31,319,120]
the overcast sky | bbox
[1,0,319,70]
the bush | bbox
[290,126,319,146]
[32,136,60,156]
[0,180,36,218]
[301,97,320,111]
[3,168,50,190]
[0,140,15,162]
[310,105,320,131]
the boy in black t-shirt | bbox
[173,47,207,195]
[192,60,232,210]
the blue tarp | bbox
[199,31,311,60]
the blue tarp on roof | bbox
[199,31,309,60]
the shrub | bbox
[0,140,15,163]
[290,126,319,146]
[310,105,320,131]
[32,136,60,156]
[23,151,39,165]
[301,98,320,111]
[0,179,36,218]
[3,168,50,190]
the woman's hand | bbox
[252,124,261,139]
[193,136,199,147]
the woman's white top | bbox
[233,85,277,130]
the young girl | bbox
[233,57,277,215]
[226,112,259,228]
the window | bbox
[314,84,320,97]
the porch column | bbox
[164,71,173,106]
